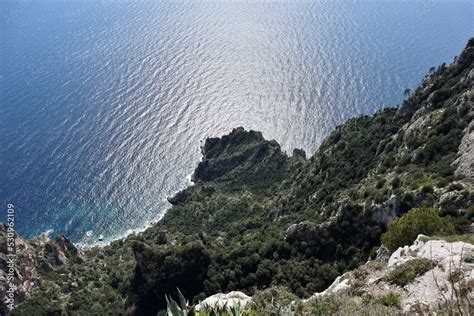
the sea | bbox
[1,0,473,244]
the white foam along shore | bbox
[74,209,167,250]
[29,137,201,249]
[74,172,197,249]
[33,196,172,250]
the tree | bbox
[381,207,455,252]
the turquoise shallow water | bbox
[0,0,473,243]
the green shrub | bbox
[384,258,432,287]
[381,208,455,252]
[303,295,355,315]
[361,293,374,305]
[250,286,297,314]
[377,292,401,307]
[301,293,401,315]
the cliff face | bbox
[0,224,37,315]
[0,226,82,314]
[3,39,473,315]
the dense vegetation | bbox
[381,207,455,252]
[6,39,474,315]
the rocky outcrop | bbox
[389,235,473,312]
[285,221,314,242]
[306,274,351,299]
[453,121,474,179]
[192,128,273,182]
[371,195,400,225]
[0,227,82,313]
[192,127,300,186]
[44,235,81,266]
[0,224,38,314]
[436,189,472,210]
[31,234,82,274]
[375,245,391,262]
[308,235,474,314]
[167,190,190,205]
[457,38,474,66]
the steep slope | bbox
[4,39,473,315]
[301,234,473,315]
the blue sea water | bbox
[0,0,473,243]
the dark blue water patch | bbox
[1,0,473,243]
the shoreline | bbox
[73,173,196,250]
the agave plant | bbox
[229,303,243,316]
[166,288,189,316]
[167,289,250,316]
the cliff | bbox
[2,39,473,315]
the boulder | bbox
[194,291,251,312]
[306,273,351,300]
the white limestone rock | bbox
[194,291,251,312]
[306,234,474,313]
[388,234,474,311]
